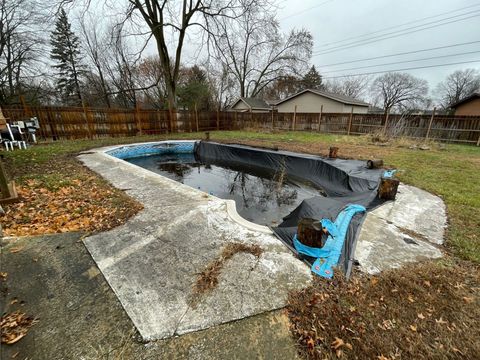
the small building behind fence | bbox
[451,92,480,116]
[275,89,370,114]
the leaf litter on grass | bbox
[287,260,480,359]
[1,172,142,237]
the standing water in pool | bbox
[127,153,325,226]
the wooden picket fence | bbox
[2,105,480,145]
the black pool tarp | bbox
[195,141,386,277]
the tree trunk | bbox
[297,218,327,248]
[378,177,400,200]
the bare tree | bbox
[103,24,140,108]
[210,1,312,98]
[125,0,242,109]
[0,0,46,104]
[435,68,480,109]
[135,56,167,108]
[370,72,429,114]
[325,75,370,100]
[79,14,112,107]
[207,63,236,108]
[260,75,301,100]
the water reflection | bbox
[128,153,324,226]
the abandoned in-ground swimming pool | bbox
[108,140,396,278]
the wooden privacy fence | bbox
[3,105,480,145]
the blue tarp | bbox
[293,204,366,278]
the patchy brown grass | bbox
[287,260,480,359]
[190,242,263,306]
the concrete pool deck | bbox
[79,147,311,341]
[78,141,446,342]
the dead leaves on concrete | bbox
[287,260,480,359]
[1,174,142,237]
[189,242,263,307]
[0,311,37,345]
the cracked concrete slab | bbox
[79,148,311,342]
[355,184,446,274]
[0,233,301,360]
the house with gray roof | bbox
[230,97,272,113]
[275,89,370,114]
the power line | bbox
[312,12,480,56]
[317,40,480,67]
[315,3,480,48]
[279,0,334,21]
[322,50,480,74]
[322,59,480,79]
[313,10,480,55]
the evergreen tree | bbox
[302,65,323,89]
[178,65,213,110]
[50,8,84,105]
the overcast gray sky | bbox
[83,0,480,101]
[277,0,480,90]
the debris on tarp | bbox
[0,311,38,345]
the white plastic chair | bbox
[4,123,26,150]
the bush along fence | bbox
[2,105,480,145]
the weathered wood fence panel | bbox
[2,106,480,145]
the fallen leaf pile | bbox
[287,260,479,359]
[0,311,37,345]
[1,176,143,237]
[189,242,263,307]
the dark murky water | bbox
[127,153,325,226]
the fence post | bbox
[216,108,220,130]
[135,103,143,136]
[383,110,390,134]
[271,109,274,130]
[347,107,353,135]
[20,95,31,117]
[0,160,13,200]
[195,103,199,132]
[318,105,323,132]
[82,101,93,139]
[293,105,297,131]
[425,107,436,140]
[172,109,177,134]
[477,134,480,147]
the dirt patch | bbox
[190,242,263,306]
[1,158,143,237]
[287,260,480,359]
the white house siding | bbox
[342,104,369,114]
[276,92,368,114]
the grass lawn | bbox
[1,130,479,359]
